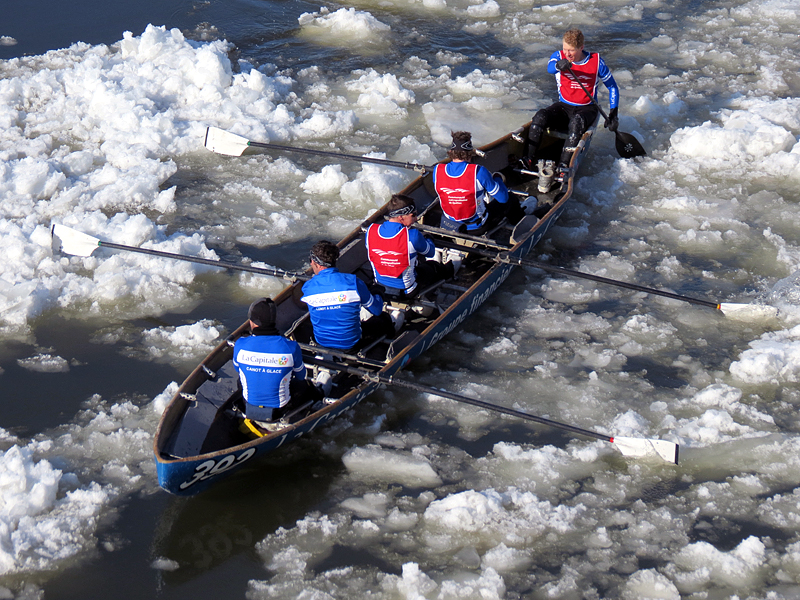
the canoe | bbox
[153,118,599,495]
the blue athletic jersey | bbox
[233,334,306,409]
[367,221,436,291]
[547,50,619,109]
[434,161,508,231]
[301,267,383,349]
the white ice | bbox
[4,0,800,597]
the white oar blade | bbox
[204,126,249,156]
[51,224,100,257]
[612,436,679,465]
[718,302,778,321]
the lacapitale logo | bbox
[237,350,293,367]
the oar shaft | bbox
[388,377,613,442]
[309,358,612,442]
[413,223,511,251]
[566,65,608,120]
[98,241,310,281]
[498,252,719,309]
[247,141,434,173]
[565,65,647,159]
[432,237,719,310]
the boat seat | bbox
[439,282,470,294]
[279,400,315,423]
[240,393,318,437]
[380,286,410,304]
[511,215,540,245]
[485,217,509,239]
[357,334,388,358]
[387,330,421,361]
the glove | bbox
[605,107,619,132]
[555,58,571,71]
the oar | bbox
[310,357,679,464]
[565,65,647,159]
[204,127,436,173]
[50,224,311,281]
[434,239,778,320]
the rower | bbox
[520,28,619,190]
[365,194,461,299]
[301,240,397,353]
[232,297,320,425]
[433,131,517,235]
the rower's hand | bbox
[605,107,619,132]
[555,58,571,71]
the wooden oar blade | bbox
[718,302,779,321]
[204,126,249,156]
[612,436,679,464]
[614,131,646,158]
[51,224,100,257]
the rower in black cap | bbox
[232,297,319,426]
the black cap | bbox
[248,297,277,327]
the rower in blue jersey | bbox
[366,194,460,297]
[522,28,619,189]
[433,131,515,235]
[301,240,395,350]
[232,297,317,423]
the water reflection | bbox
[151,454,345,586]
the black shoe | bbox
[555,163,569,182]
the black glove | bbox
[555,58,571,71]
[605,107,619,132]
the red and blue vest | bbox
[366,223,411,278]
[435,163,479,222]
[557,52,600,106]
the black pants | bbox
[357,312,395,347]
[413,258,455,295]
[527,101,598,165]
[312,312,395,353]
[440,197,522,237]
[245,378,320,422]
[379,258,455,300]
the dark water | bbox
[5,0,779,597]
[0,0,313,61]
[44,457,346,599]
[1,4,338,596]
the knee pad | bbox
[528,122,545,145]
[567,115,585,146]
[531,111,549,129]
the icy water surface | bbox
[2,0,800,598]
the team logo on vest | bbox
[438,186,471,198]
[237,349,294,367]
[302,289,360,307]
[370,248,404,258]
[436,163,479,221]
[367,224,411,278]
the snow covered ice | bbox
[2,0,800,598]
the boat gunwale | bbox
[153,120,596,472]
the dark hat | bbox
[248,297,277,327]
